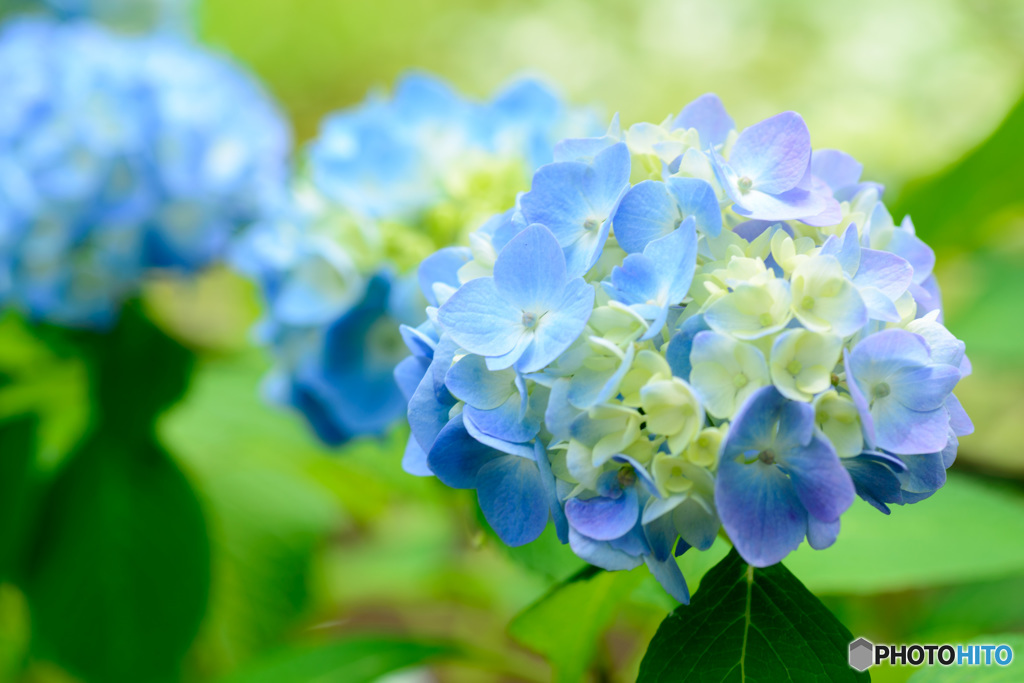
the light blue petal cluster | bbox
[400,93,972,601]
[0,18,289,327]
[235,72,600,446]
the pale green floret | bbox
[619,350,673,407]
[813,390,864,458]
[703,276,793,340]
[640,377,704,454]
[684,426,725,469]
[769,231,816,276]
[769,329,843,402]
[789,254,866,337]
[652,454,696,495]
[690,335,770,419]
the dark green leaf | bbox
[906,634,1024,682]
[638,548,868,682]
[25,437,210,683]
[509,564,641,683]
[217,636,456,683]
[0,414,37,581]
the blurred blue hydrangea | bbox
[402,95,973,602]
[234,73,600,446]
[0,18,289,328]
[14,0,194,33]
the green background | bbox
[2,0,1024,680]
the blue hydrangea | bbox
[401,95,972,601]
[23,0,193,33]
[234,73,600,446]
[0,18,289,328]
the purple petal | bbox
[873,402,951,455]
[715,455,807,567]
[780,433,854,523]
[811,149,863,191]
[890,363,960,412]
[946,394,973,437]
[729,112,811,194]
[671,93,734,149]
[565,487,640,541]
[806,517,841,550]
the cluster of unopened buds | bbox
[399,94,973,602]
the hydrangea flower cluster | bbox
[234,74,599,446]
[400,95,973,602]
[0,18,289,328]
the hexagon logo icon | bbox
[849,638,874,671]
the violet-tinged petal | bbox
[565,487,640,541]
[672,93,734,148]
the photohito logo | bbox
[849,638,1014,671]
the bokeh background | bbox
[2,0,1024,681]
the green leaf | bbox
[509,565,643,683]
[894,91,1024,252]
[787,473,1024,595]
[638,548,868,682]
[25,437,210,683]
[906,634,1024,682]
[0,414,37,581]
[217,636,456,683]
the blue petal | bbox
[729,185,826,222]
[568,528,643,571]
[408,354,456,452]
[463,391,541,443]
[533,441,569,543]
[843,452,904,514]
[665,314,710,380]
[666,177,722,237]
[644,554,691,604]
[476,454,550,546]
[402,435,433,477]
[514,277,594,373]
[609,253,661,306]
[438,276,523,357]
[671,93,734,149]
[426,414,500,489]
[564,487,640,541]
[715,455,807,567]
[671,496,719,551]
[418,246,471,306]
[394,355,430,402]
[612,180,680,253]
[644,216,698,304]
[493,223,568,311]
[897,452,947,495]
[445,353,515,410]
